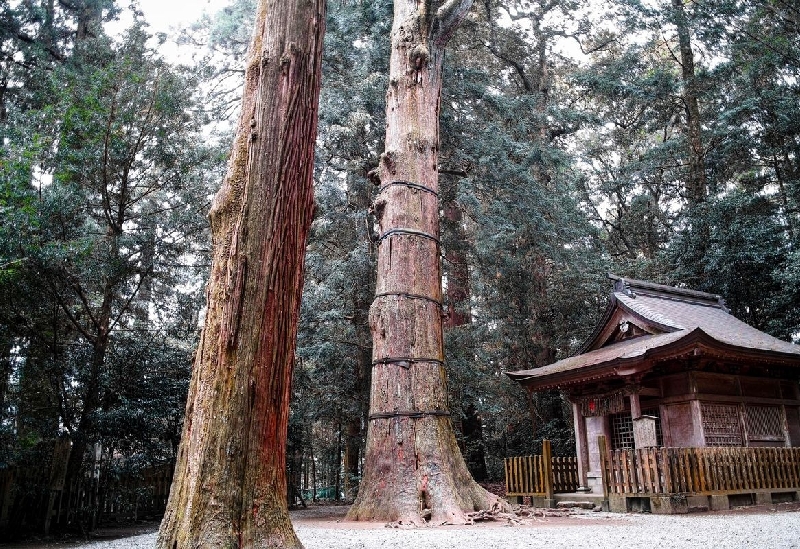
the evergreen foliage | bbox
[0,4,216,536]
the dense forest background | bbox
[1,0,798,536]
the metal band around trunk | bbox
[372,357,445,369]
[378,228,440,245]
[373,291,442,308]
[368,410,451,421]
[377,180,439,197]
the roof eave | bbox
[507,327,800,392]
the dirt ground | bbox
[2,501,799,548]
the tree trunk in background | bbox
[343,181,375,501]
[347,0,501,525]
[75,0,102,42]
[443,199,470,329]
[442,177,488,479]
[671,0,706,205]
[156,1,325,547]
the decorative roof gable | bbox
[582,275,727,352]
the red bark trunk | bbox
[157,1,325,547]
[347,0,502,525]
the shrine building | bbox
[507,275,800,495]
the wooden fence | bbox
[1,463,173,536]
[599,436,800,496]
[504,440,580,498]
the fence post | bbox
[503,458,510,497]
[599,435,610,501]
[543,439,554,507]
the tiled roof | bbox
[615,291,800,355]
[506,276,800,385]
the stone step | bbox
[556,501,596,510]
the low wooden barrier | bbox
[504,440,580,498]
[1,462,173,536]
[599,435,800,496]
[552,456,580,493]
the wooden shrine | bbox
[507,275,800,512]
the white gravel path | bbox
[58,506,800,549]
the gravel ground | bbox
[4,504,799,549]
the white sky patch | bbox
[105,0,233,63]
[136,0,229,33]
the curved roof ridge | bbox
[608,273,728,310]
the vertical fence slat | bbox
[660,448,671,493]
[763,448,773,489]
[653,449,660,493]
[504,458,510,495]
[619,450,629,493]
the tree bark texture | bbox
[157,1,325,547]
[347,0,501,525]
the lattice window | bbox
[642,408,664,447]
[701,403,743,446]
[610,412,635,450]
[745,406,785,441]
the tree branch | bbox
[431,0,474,47]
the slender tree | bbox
[671,0,707,205]
[347,0,502,525]
[157,0,325,547]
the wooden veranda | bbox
[503,437,800,513]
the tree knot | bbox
[409,44,430,71]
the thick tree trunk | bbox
[347,0,501,525]
[156,1,325,547]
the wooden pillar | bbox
[598,435,610,502]
[572,401,590,490]
[781,405,791,448]
[629,392,642,420]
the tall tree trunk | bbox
[347,0,501,525]
[61,241,117,532]
[671,0,706,205]
[343,181,375,501]
[156,1,325,547]
[442,176,488,479]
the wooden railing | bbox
[552,456,580,493]
[504,440,580,498]
[599,436,800,496]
